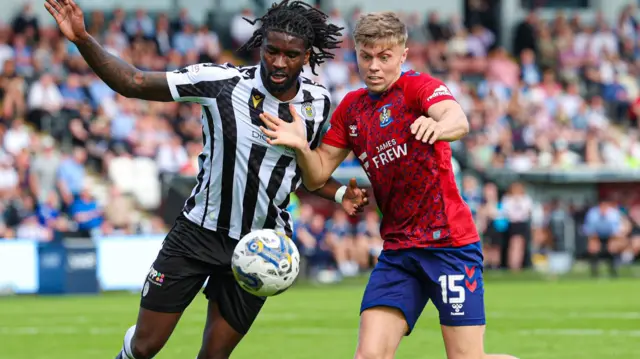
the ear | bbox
[304,49,310,65]
[400,47,409,63]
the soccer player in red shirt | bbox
[260,11,519,359]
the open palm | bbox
[259,104,308,150]
[44,0,88,43]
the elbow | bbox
[304,180,325,192]
[460,119,470,137]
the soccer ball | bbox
[231,229,300,297]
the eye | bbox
[267,48,278,55]
[287,53,298,59]
[381,55,389,62]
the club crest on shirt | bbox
[378,104,393,128]
[301,101,315,119]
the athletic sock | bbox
[117,325,137,359]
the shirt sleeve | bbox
[406,73,457,114]
[165,63,238,104]
[321,93,351,149]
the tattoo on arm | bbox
[75,36,173,102]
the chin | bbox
[366,82,389,94]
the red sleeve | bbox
[405,72,457,114]
[321,93,352,149]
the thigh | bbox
[140,222,211,313]
[197,300,247,359]
[205,267,267,335]
[441,324,486,359]
[356,307,407,359]
[422,243,486,328]
[360,251,429,335]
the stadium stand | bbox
[0,1,639,285]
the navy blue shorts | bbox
[360,242,486,334]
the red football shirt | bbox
[322,71,479,250]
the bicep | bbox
[426,99,464,121]
[317,143,351,175]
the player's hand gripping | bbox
[259,104,308,150]
[44,0,89,43]
[341,178,369,216]
[410,116,443,145]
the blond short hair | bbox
[353,12,408,47]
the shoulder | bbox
[300,76,331,100]
[300,76,328,91]
[401,71,446,91]
[339,88,368,108]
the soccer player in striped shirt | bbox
[46,0,368,358]
[260,12,519,359]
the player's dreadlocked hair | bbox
[238,0,343,75]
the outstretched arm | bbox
[295,142,351,191]
[306,177,369,216]
[74,36,172,101]
[45,0,172,102]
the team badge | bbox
[378,104,393,128]
[301,102,315,119]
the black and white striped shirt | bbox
[166,63,331,239]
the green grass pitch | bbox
[1,276,639,358]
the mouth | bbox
[270,73,288,84]
[367,76,384,84]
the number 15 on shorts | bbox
[438,274,465,304]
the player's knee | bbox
[130,334,164,359]
[354,347,393,359]
[197,347,233,359]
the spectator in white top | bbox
[0,152,18,199]
[194,25,221,62]
[3,117,31,156]
[230,8,257,46]
[27,73,63,114]
[156,135,188,178]
[501,182,533,271]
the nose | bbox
[273,55,286,69]
[368,58,381,73]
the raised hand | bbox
[341,178,369,216]
[44,0,89,43]
[259,104,308,150]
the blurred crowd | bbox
[0,1,639,276]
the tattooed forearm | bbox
[74,35,173,102]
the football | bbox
[231,229,300,297]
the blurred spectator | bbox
[356,210,383,266]
[324,210,359,276]
[583,199,624,277]
[501,182,532,271]
[57,147,87,205]
[478,182,508,269]
[69,187,103,238]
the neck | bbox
[274,80,300,102]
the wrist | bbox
[334,185,347,204]
[73,32,91,45]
